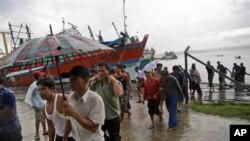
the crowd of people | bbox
[206,61,249,91]
[1,60,249,141]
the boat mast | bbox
[123,0,128,35]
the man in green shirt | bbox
[90,62,123,141]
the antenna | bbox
[49,24,53,35]
[98,31,104,42]
[62,18,65,32]
[87,25,95,40]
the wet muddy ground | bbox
[12,83,250,141]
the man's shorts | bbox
[147,99,162,116]
[34,109,45,122]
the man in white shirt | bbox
[62,66,105,141]
[135,66,145,103]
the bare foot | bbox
[148,125,155,129]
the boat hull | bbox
[6,35,148,86]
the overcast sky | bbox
[1,0,250,53]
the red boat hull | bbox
[6,35,149,86]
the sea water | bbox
[160,47,250,84]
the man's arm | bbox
[154,79,161,99]
[42,106,55,141]
[63,119,72,141]
[142,81,147,104]
[124,74,132,95]
[63,101,99,132]
[109,75,123,97]
[0,106,13,119]
[47,119,55,141]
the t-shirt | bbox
[233,65,241,74]
[25,81,44,109]
[91,81,121,120]
[143,77,160,100]
[241,66,246,75]
[206,65,215,75]
[115,74,129,92]
[170,71,183,87]
[0,87,21,133]
[67,89,105,141]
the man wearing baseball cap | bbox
[142,69,162,129]
[61,65,105,141]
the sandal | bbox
[34,134,40,140]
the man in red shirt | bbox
[142,69,163,129]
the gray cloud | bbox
[1,0,250,53]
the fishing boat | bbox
[0,1,149,85]
[0,24,148,86]
[161,51,177,60]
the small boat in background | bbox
[235,55,241,59]
[161,51,177,60]
[217,54,224,57]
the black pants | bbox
[55,135,75,141]
[208,74,214,88]
[192,83,202,95]
[182,86,189,101]
[102,116,121,141]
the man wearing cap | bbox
[142,69,162,129]
[25,71,47,140]
[0,76,22,141]
[62,65,105,141]
[90,62,123,141]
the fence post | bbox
[184,46,190,93]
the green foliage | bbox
[187,102,250,121]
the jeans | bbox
[101,116,121,141]
[165,95,178,128]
